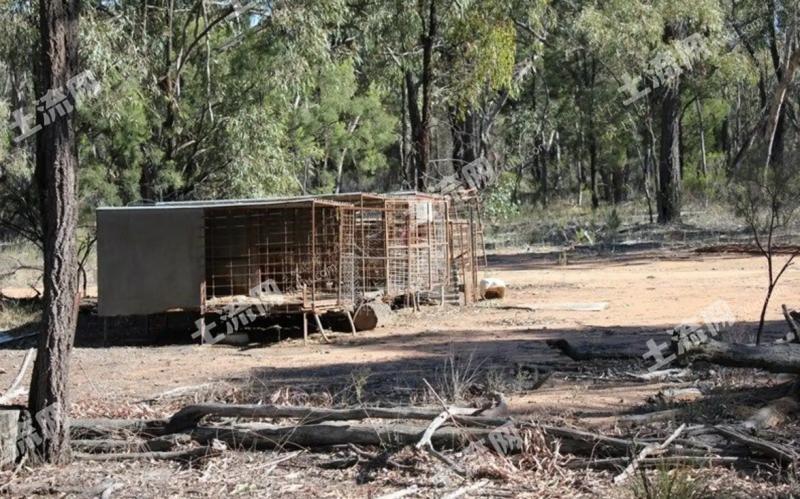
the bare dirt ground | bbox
[1,248,799,497]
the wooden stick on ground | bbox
[416,411,451,450]
[0,348,35,404]
[613,424,686,484]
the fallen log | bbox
[190,421,489,451]
[678,337,800,374]
[165,403,502,433]
[70,418,169,439]
[183,420,637,456]
[546,339,641,361]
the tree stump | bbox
[0,408,20,469]
[352,302,392,331]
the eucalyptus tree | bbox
[579,0,726,223]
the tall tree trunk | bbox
[405,70,421,188]
[536,133,548,207]
[400,75,409,186]
[29,0,80,464]
[450,108,477,167]
[657,83,681,224]
[415,0,436,191]
[588,131,599,210]
[695,98,708,178]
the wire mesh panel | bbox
[204,202,349,312]
[381,196,451,297]
[199,193,475,314]
[448,195,481,303]
[339,207,357,306]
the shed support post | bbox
[345,310,357,336]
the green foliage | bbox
[483,171,521,223]
[630,465,708,499]
[447,9,517,111]
[0,0,795,249]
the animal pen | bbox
[96,192,484,342]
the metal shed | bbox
[97,192,483,340]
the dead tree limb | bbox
[189,421,490,451]
[183,420,637,456]
[70,418,169,439]
[613,424,686,484]
[165,403,499,433]
[546,339,642,361]
[0,348,35,404]
[714,425,797,464]
[415,411,450,450]
[677,337,800,374]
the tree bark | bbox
[415,0,436,191]
[657,82,681,223]
[29,0,80,464]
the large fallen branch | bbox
[70,418,170,439]
[165,403,502,433]
[190,421,489,451]
[678,337,800,374]
[184,420,639,456]
[546,339,641,361]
